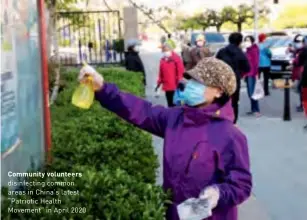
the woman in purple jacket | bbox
[243,36,261,117]
[78,58,252,220]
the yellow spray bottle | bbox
[71,62,95,109]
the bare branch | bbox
[102,0,112,11]
[127,0,170,33]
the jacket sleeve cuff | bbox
[94,83,118,104]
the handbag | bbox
[251,78,264,100]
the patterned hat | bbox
[185,57,237,96]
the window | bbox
[271,37,292,48]
[204,33,225,43]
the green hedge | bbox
[1,68,169,219]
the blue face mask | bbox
[183,79,206,106]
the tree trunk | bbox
[48,6,61,105]
[216,25,221,32]
[237,23,242,32]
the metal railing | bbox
[56,10,123,66]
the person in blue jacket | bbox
[258,33,272,96]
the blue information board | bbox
[1,0,45,185]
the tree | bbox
[274,4,307,29]
[46,0,84,104]
[221,3,269,32]
[194,13,210,31]
[205,9,225,32]
[222,4,254,32]
[178,12,210,31]
[178,16,202,30]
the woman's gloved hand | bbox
[78,65,104,91]
[199,185,220,210]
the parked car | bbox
[262,36,281,48]
[221,32,230,42]
[190,32,226,56]
[270,36,295,77]
[265,31,288,37]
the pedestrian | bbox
[112,39,117,62]
[161,35,167,44]
[186,34,211,70]
[216,32,251,124]
[296,36,307,129]
[292,47,304,112]
[124,39,146,85]
[105,39,112,62]
[291,36,305,112]
[78,57,252,220]
[242,36,261,117]
[181,40,191,68]
[167,33,176,49]
[293,34,304,50]
[155,41,185,107]
[258,33,272,96]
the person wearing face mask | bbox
[186,34,211,70]
[242,36,261,117]
[258,33,272,96]
[124,39,146,85]
[155,41,185,107]
[78,57,252,220]
[292,36,305,112]
[294,35,304,50]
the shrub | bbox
[1,68,168,219]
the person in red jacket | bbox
[156,41,185,107]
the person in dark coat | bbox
[124,40,146,85]
[216,32,251,124]
[297,36,307,129]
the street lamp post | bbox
[253,0,259,42]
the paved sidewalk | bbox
[140,50,277,220]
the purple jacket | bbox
[244,44,259,77]
[95,83,252,220]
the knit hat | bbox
[160,40,173,50]
[258,33,266,43]
[196,34,205,42]
[185,57,237,96]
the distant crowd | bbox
[124,32,307,129]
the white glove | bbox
[199,186,220,210]
[78,65,104,91]
[177,197,212,220]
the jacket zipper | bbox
[185,144,199,175]
[184,141,207,175]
